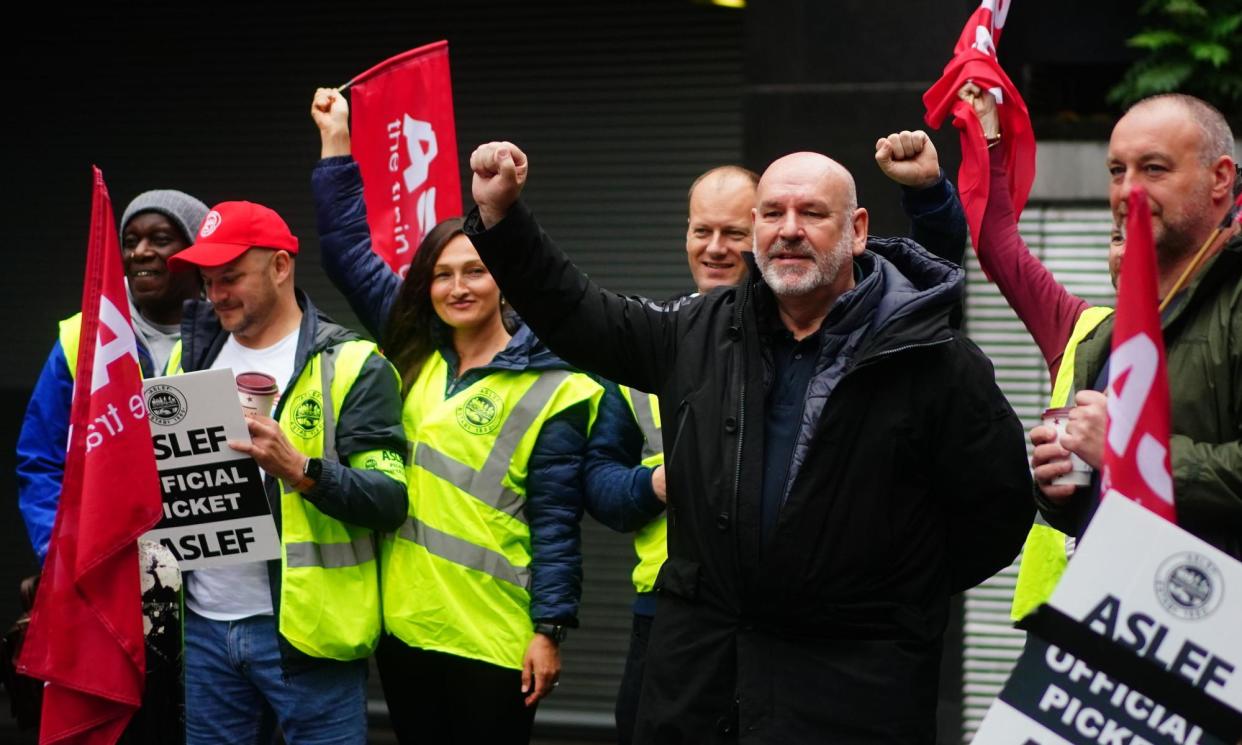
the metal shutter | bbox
[359,3,747,733]
[446,4,746,731]
[959,204,1118,741]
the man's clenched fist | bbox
[874,130,941,190]
[470,141,528,228]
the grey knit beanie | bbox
[119,190,210,244]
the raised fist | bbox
[311,88,351,158]
[874,130,941,190]
[470,141,529,228]
[958,82,1001,140]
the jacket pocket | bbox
[665,397,692,467]
[654,556,700,601]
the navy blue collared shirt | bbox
[760,325,823,544]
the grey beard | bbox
[757,234,850,297]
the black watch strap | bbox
[304,457,323,482]
[533,622,567,644]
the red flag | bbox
[1099,188,1176,523]
[17,168,163,744]
[923,0,1036,261]
[349,41,462,279]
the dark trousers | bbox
[614,613,654,745]
[375,635,536,745]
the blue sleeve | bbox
[582,381,665,532]
[525,402,590,626]
[311,156,402,340]
[16,340,75,563]
[901,172,968,266]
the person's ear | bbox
[851,207,869,255]
[271,251,294,284]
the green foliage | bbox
[1109,0,1242,109]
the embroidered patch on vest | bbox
[456,388,504,435]
[289,391,324,439]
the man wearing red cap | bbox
[166,200,409,745]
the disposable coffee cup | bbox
[236,372,279,417]
[1041,407,1092,487]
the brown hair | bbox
[382,217,467,392]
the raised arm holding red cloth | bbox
[923,0,1036,262]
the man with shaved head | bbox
[464,140,1032,743]
[970,92,1242,561]
[589,140,967,745]
[955,90,1242,621]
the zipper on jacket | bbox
[772,337,951,515]
[730,280,752,569]
[849,336,953,373]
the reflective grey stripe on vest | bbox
[283,346,375,570]
[398,515,531,590]
[286,536,375,569]
[319,348,339,462]
[414,370,572,523]
[625,386,662,460]
[279,347,342,492]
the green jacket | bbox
[1041,233,1242,560]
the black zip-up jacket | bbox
[466,201,1033,744]
[178,289,408,670]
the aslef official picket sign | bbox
[141,368,281,570]
[972,497,1242,745]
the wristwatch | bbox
[534,622,568,645]
[303,457,323,482]
[292,457,322,492]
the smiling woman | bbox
[312,86,604,743]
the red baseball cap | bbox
[167,201,299,270]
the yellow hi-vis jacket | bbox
[619,386,667,594]
[168,336,405,659]
[59,313,83,375]
[61,311,161,378]
[382,352,603,670]
[1010,305,1114,621]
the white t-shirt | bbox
[187,328,300,621]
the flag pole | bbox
[1157,193,1242,312]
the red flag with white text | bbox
[17,168,163,744]
[349,41,462,278]
[1100,187,1177,523]
[923,0,1035,262]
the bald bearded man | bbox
[464,142,1032,743]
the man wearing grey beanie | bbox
[16,189,209,562]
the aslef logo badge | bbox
[1154,552,1223,621]
[289,392,324,439]
[199,210,222,238]
[146,384,188,426]
[456,388,504,435]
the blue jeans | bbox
[185,610,368,745]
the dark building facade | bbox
[3,1,1155,741]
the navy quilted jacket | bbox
[312,156,587,624]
